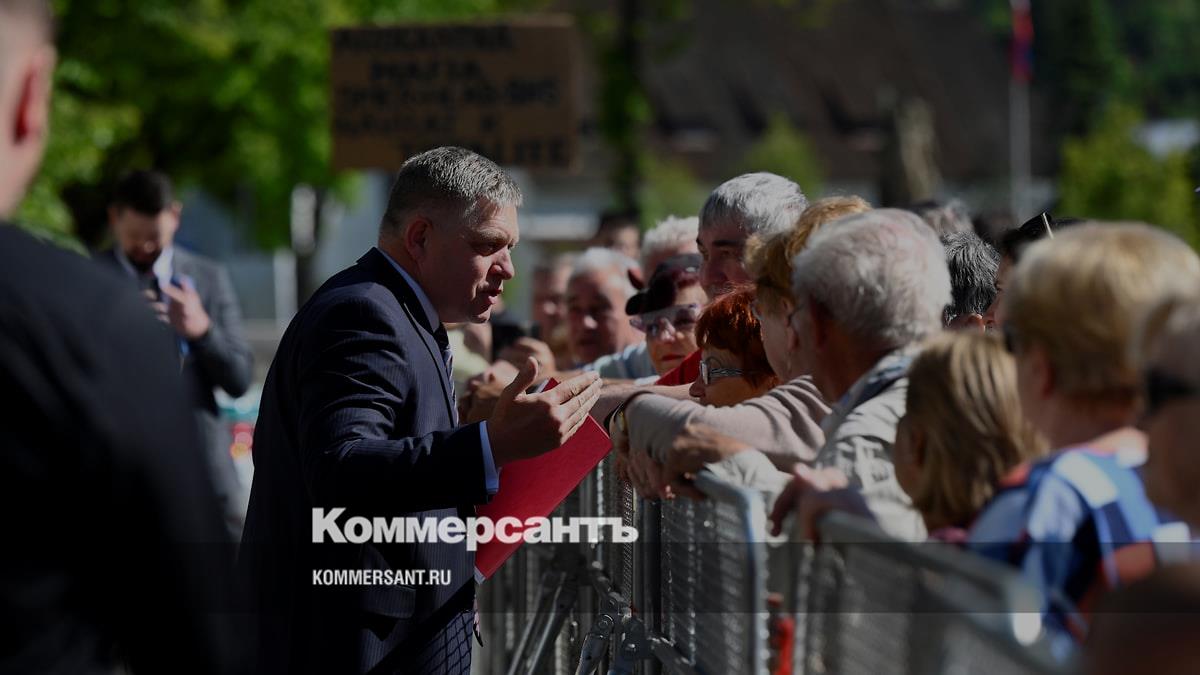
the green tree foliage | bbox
[1034,0,1131,137]
[736,113,825,197]
[1116,0,1200,118]
[638,154,707,230]
[19,0,544,248]
[1058,105,1198,246]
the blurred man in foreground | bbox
[0,2,244,673]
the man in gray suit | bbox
[95,169,254,533]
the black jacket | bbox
[239,248,490,674]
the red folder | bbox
[474,378,612,581]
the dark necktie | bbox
[433,326,457,424]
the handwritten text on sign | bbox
[331,19,578,170]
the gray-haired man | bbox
[241,146,601,674]
[697,172,808,298]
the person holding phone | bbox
[95,169,254,536]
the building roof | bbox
[635,0,1053,182]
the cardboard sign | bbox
[331,17,579,170]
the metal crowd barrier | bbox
[480,464,1067,675]
[792,511,1052,675]
[650,471,770,675]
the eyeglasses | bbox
[1142,369,1200,420]
[700,358,746,385]
[630,303,701,339]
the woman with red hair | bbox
[688,286,779,406]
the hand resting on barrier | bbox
[611,418,672,499]
[662,423,754,500]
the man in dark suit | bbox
[94,170,254,533]
[0,2,245,673]
[240,146,603,674]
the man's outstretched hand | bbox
[486,357,602,466]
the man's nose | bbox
[702,267,725,290]
[495,250,515,280]
[582,315,599,330]
[688,376,705,399]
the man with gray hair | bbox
[698,172,808,298]
[242,146,602,674]
[767,208,951,539]
[566,246,654,378]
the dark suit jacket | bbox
[240,248,490,674]
[0,225,245,674]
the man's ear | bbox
[107,205,121,228]
[403,215,434,262]
[963,313,986,333]
[13,45,56,145]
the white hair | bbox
[700,172,808,237]
[570,246,639,299]
[640,215,699,270]
[790,208,951,350]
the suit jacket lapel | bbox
[357,249,457,424]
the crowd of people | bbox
[4,0,1200,672]
[453,170,1200,667]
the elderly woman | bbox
[624,254,706,377]
[687,286,779,406]
[966,222,1200,640]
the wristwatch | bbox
[606,391,647,438]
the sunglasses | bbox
[1142,369,1200,420]
[630,303,701,339]
[700,358,746,385]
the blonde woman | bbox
[892,332,1045,541]
[967,222,1200,640]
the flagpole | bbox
[1009,0,1033,222]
